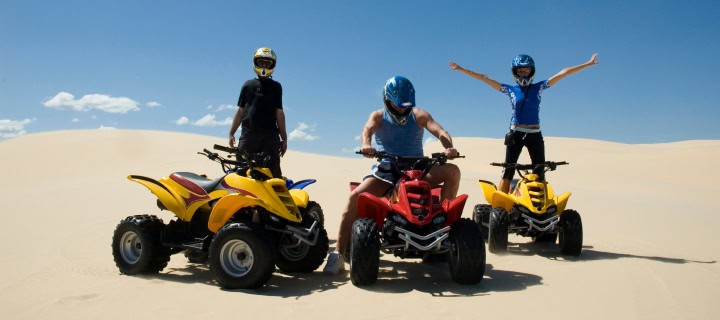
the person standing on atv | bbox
[449,53,599,193]
[323,76,461,274]
[228,47,288,177]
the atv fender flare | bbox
[443,194,468,225]
[556,192,572,213]
[288,189,310,208]
[491,190,517,212]
[356,192,392,228]
[128,175,187,220]
[477,180,497,205]
[208,194,292,233]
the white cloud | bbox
[217,104,236,111]
[341,147,361,153]
[207,104,236,112]
[146,101,161,108]
[175,116,190,125]
[98,125,116,130]
[354,135,361,140]
[0,118,33,138]
[288,122,319,141]
[44,91,140,114]
[72,118,80,122]
[193,114,233,127]
[424,137,438,145]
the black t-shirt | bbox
[237,77,283,134]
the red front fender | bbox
[357,192,392,228]
[443,194,468,225]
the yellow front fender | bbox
[207,194,278,232]
[491,191,518,212]
[289,189,310,208]
[128,175,186,219]
[556,192,572,213]
[478,179,497,205]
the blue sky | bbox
[2,0,719,156]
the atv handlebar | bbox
[356,150,463,178]
[490,161,569,171]
[355,150,464,162]
[213,144,237,154]
[198,148,245,172]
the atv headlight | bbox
[432,214,447,225]
[547,206,557,214]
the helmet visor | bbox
[388,100,412,115]
[255,58,274,68]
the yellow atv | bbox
[112,145,328,289]
[474,161,582,256]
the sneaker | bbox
[323,251,345,275]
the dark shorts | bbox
[502,130,545,180]
[237,132,282,177]
[364,158,399,185]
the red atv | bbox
[349,151,486,285]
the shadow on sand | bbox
[143,254,543,298]
[509,242,717,264]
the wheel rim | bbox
[119,231,142,264]
[279,234,309,262]
[220,239,254,277]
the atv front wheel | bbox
[209,223,275,289]
[301,201,325,226]
[275,213,330,273]
[472,204,491,241]
[488,207,509,254]
[185,249,209,264]
[558,210,583,256]
[349,218,380,286]
[448,218,486,284]
[112,215,170,274]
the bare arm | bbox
[547,53,599,87]
[414,108,459,158]
[449,61,502,91]
[228,107,244,147]
[276,108,287,156]
[359,110,383,156]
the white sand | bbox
[1,129,718,319]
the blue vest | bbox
[374,109,424,157]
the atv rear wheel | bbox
[448,218,486,284]
[112,215,170,274]
[558,210,583,256]
[275,213,330,273]
[488,207,509,254]
[349,218,380,286]
[209,223,275,289]
[301,201,324,226]
[472,204,491,241]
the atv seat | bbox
[172,172,224,193]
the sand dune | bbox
[1,129,718,319]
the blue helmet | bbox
[383,76,416,125]
[511,54,535,86]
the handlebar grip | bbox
[214,144,237,154]
[490,162,506,167]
